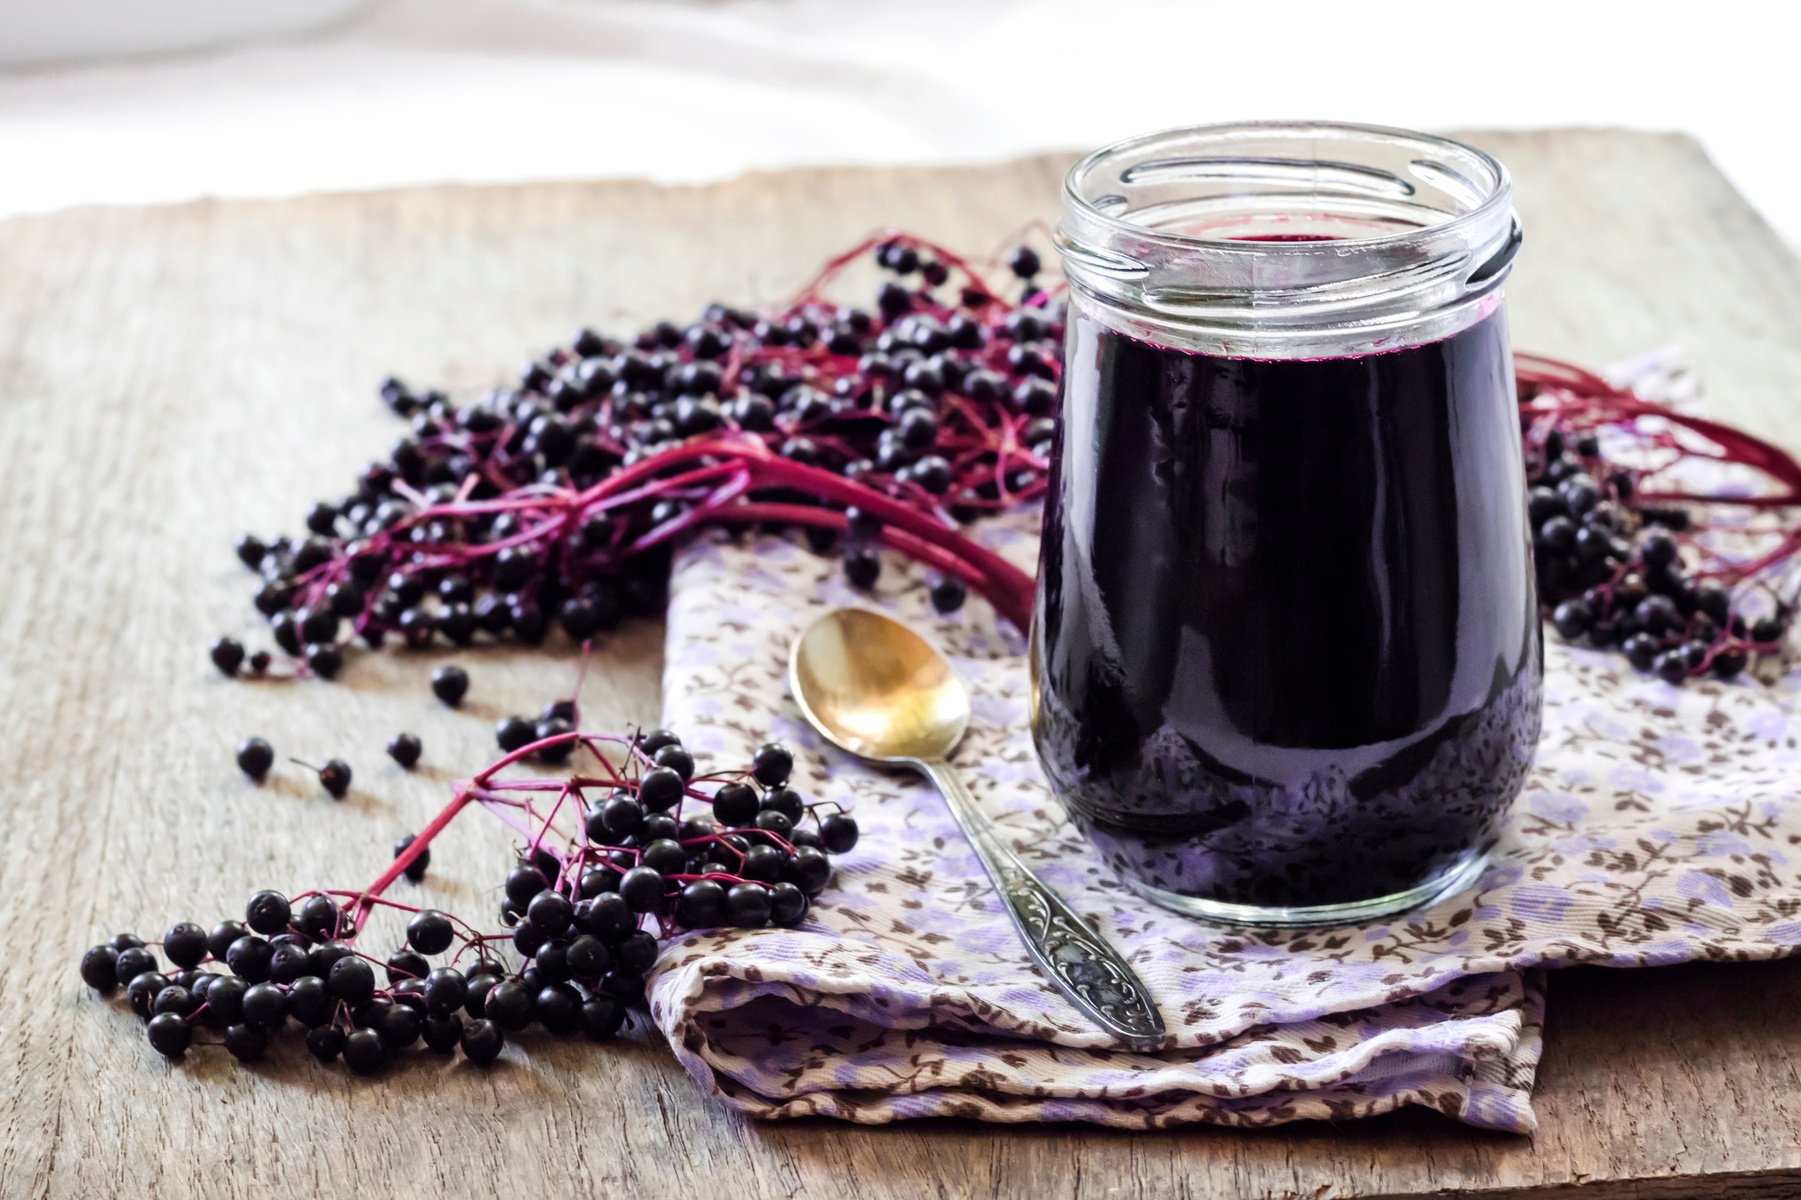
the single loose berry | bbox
[430,664,469,706]
[387,732,422,769]
[236,737,274,780]
[317,759,353,798]
[210,637,246,676]
[393,832,431,882]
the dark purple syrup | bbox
[1031,307,1543,911]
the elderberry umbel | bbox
[214,234,1063,679]
[1517,356,1798,683]
[80,729,858,1072]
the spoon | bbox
[788,607,1166,1049]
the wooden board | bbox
[3,130,1800,1200]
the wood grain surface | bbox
[3,130,1800,1200]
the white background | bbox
[1,0,1796,244]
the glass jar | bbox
[1031,122,1542,926]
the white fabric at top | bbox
[0,0,1796,245]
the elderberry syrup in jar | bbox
[1032,123,1542,925]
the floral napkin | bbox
[644,363,1801,1134]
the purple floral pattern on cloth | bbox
[643,363,1801,1134]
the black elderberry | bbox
[534,717,575,763]
[844,548,880,588]
[712,782,759,826]
[495,715,535,754]
[392,832,431,883]
[309,939,354,978]
[577,893,636,943]
[526,891,574,935]
[407,909,456,955]
[600,792,646,839]
[535,984,582,1035]
[377,1004,422,1049]
[152,985,196,1019]
[1635,594,1681,635]
[246,890,292,935]
[109,932,146,952]
[615,930,659,975]
[430,664,470,707]
[418,1012,461,1053]
[675,879,727,928]
[581,996,626,1041]
[637,765,686,812]
[296,896,342,941]
[640,839,688,876]
[386,949,429,984]
[224,1022,268,1063]
[460,1018,505,1064]
[80,945,120,993]
[1752,617,1784,644]
[288,976,332,1026]
[642,813,680,844]
[483,980,533,1032]
[126,971,169,1019]
[328,955,376,1003]
[306,642,344,679]
[210,637,246,676]
[565,935,611,980]
[306,1025,346,1063]
[619,867,667,914]
[1654,649,1691,684]
[748,742,793,787]
[343,1028,388,1074]
[1641,529,1679,568]
[600,969,646,1004]
[761,786,805,822]
[1007,246,1041,278]
[393,978,428,1011]
[928,574,969,614]
[236,737,274,780]
[726,884,772,928]
[505,865,550,910]
[511,920,545,957]
[226,935,275,982]
[146,1013,192,1058]
[653,743,695,781]
[1551,599,1594,640]
[1536,515,1577,554]
[317,758,353,798]
[162,922,208,969]
[269,943,311,985]
[820,813,860,854]
[786,845,832,896]
[205,975,248,1025]
[463,973,498,1020]
[769,882,809,927]
[753,809,794,839]
[242,982,289,1028]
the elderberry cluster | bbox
[211,236,1062,678]
[79,732,859,1072]
[1529,428,1789,683]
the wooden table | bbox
[3,130,1799,1200]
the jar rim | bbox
[1062,120,1512,255]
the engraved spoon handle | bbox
[918,758,1166,1048]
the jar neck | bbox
[1057,122,1518,359]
